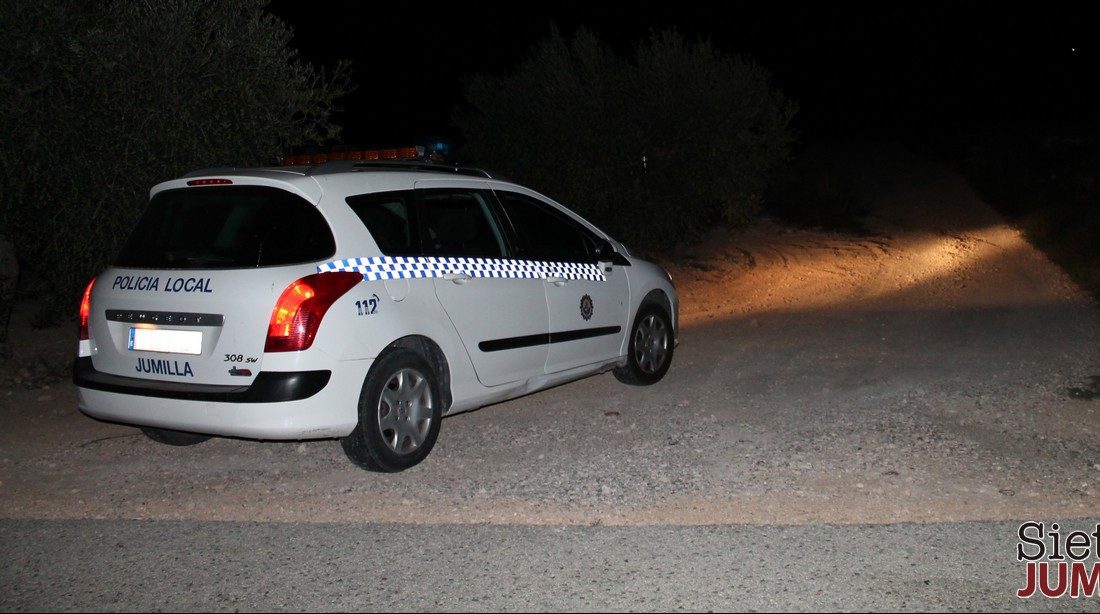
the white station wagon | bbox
[75,156,678,471]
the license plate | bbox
[128,327,203,355]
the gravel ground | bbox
[0,144,1098,530]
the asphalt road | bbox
[3,518,1099,612]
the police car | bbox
[74,150,678,472]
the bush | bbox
[0,0,350,323]
[961,125,1100,301]
[457,28,796,254]
[765,155,871,233]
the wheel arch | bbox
[634,287,678,349]
[639,288,673,318]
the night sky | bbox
[266,2,1097,148]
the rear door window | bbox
[418,190,508,258]
[347,187,509,259]
[115,186,335,268]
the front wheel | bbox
[341,349,443,472]
[614,306,674,385]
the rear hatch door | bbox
[85,183,335,387]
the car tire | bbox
[614,305,674,386]
[140,427,211,446]
[341,349,443,472]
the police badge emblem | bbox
[580,294,594,321]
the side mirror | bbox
[594,238,616,261]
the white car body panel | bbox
[76,164,677,441]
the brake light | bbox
[186,178,233,186]
[78,278,96,340]
[265,272,362,352]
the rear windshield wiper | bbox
[161,251,236,266]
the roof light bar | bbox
[279,146,426,166]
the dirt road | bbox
[1,145,1098,527]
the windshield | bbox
[115,185,335,269]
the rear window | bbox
[115,186,335,269]
[345,190,419,256]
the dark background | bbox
[267,2,1097,148]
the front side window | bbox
[496,191,597,263]
[115,186,335,269]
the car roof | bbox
[182,161,505,181]
[156,160,617,248]
[155,162,517,204]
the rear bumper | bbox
[74,356,370,440]
[73,357,329,403]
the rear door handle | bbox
[444,273,471,285]
[546,276,568,287]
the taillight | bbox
[78,277,96,341]
[265,272,362,352]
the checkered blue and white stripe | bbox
[317,256,606,282]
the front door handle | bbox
[444,273,471,285]
[546,276,568,287]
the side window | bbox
[496,191,596,263]
[346,190,418,256]
[419,190,507,258]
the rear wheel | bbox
[614,306,674,385]
[341,349,443,472]
[140,427,211,446]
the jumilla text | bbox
[1017,521,1100,598]
[112,275,213,293]
[136,358,193,377]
